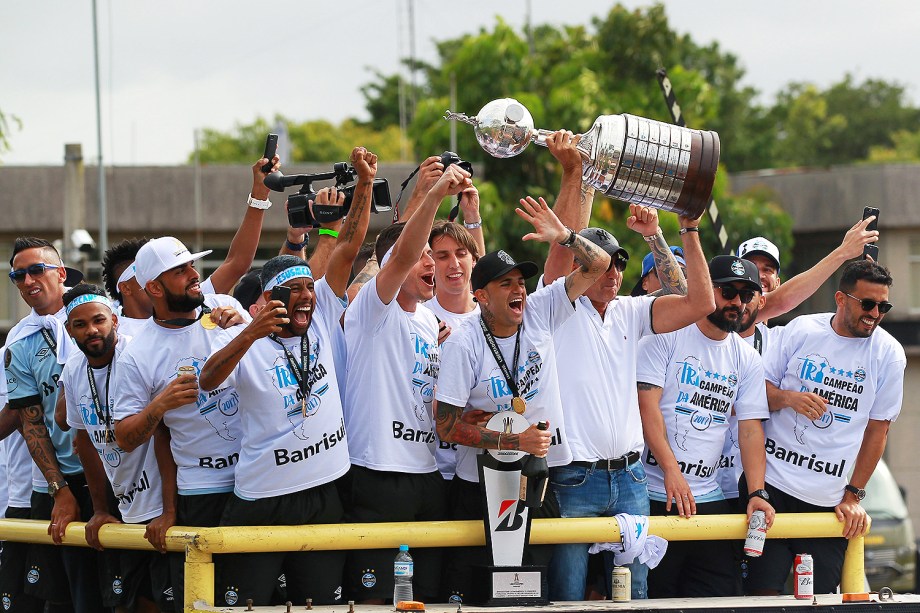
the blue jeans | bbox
[548,460,650,600]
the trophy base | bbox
[469,565,549,606]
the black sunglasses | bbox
[715,284,756,304]
[843,292,893,314]
[8,263,60,284]
[610,254,628,273]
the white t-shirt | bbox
[113,294,247,494]
[426,294,480,481]
[209,278,350,499]
[63,335,162,523]
[116,316,148,338]
[554,295,655,462]
[343,277,441,473]
[4,435,33,509]
[719,323,774,499]
[637,323,769,498]
[435,278,576,483]
[762,313,905,507]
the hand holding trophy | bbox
[445,98,719,219]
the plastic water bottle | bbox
[393,544,414,604]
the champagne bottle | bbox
[519,421,549,508]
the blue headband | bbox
[263,265,313,292]
[66,294,113,317]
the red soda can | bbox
[744,510,766,557]
[793,553,813,599]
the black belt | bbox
[571,451,641,471]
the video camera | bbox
[264,163,392,229]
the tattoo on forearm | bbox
[436,401,511,449]
[637,382,662,391]
[579,183,595,211]
[567,235,605,271]
[126,412,162,450]
[649,233,687,295]
[340,179,372,242]
[20,404,64,483]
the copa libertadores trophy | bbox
[445,98,720,219]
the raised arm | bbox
[399,156,443,221]
[375,165,472,304]
[636,207,688,297]
[649,213,716,333]
[207,155,280,293]
[758,216,878,322]
[516,196,609,301]
[458,185,486,258]
[323,147,377,297]
[544,131,594,284]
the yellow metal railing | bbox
[0,513,867,612]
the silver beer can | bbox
[744,510,767,557]
[611,566,631,602]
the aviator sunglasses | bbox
[842,292,893,314]
[715,284,756,304]
[8,263,60,284]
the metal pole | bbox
[449,73,457,152]
[92,0,108,255]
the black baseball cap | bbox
[709,255,762,292]
[232,268,263,310]
[578,227,629,263]
[471,250,539,292]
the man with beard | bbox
[435,194,611,602]
[197,146,377,607]
[540,132,714,601]
[61,284,171,613]
[4,237,105,612]
[113,236,246,607]
[636,255,774,598]
[743,260,905,595]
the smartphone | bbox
[862,206,880,259]
[862,206,880,232]
[270,285,291,307]
[261,133,278,173]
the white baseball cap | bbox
[737,237,780,273]
[134,237,212,287]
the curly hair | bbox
[101,238,148,301]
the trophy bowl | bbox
[445,98,720,219]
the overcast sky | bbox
[2,0,918,166]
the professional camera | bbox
[264,164,392,229]
[439,150,473,176]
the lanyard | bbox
[39,328,57,357]
[156,305,212,327]
[479,316,522,400]
[86,361,113,439]
[753,326,763,356]
[269,332,312,399]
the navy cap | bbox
[630,246,686,297]
[471,250,539,292]
[709,255,762,292]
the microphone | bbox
[264,171,298,192]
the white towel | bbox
[4,307,74,366]
[587,513,668,569]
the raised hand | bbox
[546,130,583,174]
[627,203,660,237]
[517,196,568,244]
[351,146,378,180]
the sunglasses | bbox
[610,254,628,273]
[9,263,60,284]
[843,292,893,314]
[715,284,756,304]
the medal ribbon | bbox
[157,305,212,327]
[86,361,113,441]
[268,332,313,403]
[478,316,523,402]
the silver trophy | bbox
[445,98,720,219]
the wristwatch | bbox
[47,480,69,499]
[748,488,770,502]
[845,484,866,501]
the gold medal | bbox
[200,315,217,330]
[512,396,526,414]
[301,396,307,418]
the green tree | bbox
[0,108,22,160]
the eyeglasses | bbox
[715,284,756,304]
[9,263,60,284]
[842,292,893,314]
[611,254,628,273]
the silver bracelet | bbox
[464,220,482,230]
[642,229,662,243]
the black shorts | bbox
[168,491,232,611]
[441,477,559,605]
[101,547,175,612]
[216,481,346,607]
[25,473,106,611]
[0,506,42,612]
[741,479,847,594]
[647,498,741,598]
[341,466,448,601]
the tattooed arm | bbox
[435,399,550,456]
[114,375,198,453]
[515,195,609,301]
[648,213,716,334]
[346,253,379,305]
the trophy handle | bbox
[530,129,591,160]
